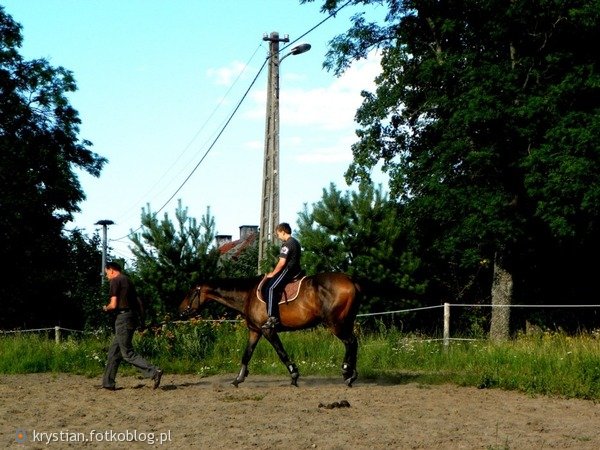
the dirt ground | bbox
[2,372,599,449]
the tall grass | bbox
[1,322,599,400]
[0,332,107,376]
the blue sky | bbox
[3,0,387,260]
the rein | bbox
[183,286,202,316]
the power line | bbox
[112,0,354,242]
[112,44,264,227]
[114,57,269,241]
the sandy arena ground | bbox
[2,372,600,449]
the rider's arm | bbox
[267,257,286,278]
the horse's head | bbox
[179,285,206,318]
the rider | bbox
[262,222,302,329]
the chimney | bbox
[239,225,258,240]
[215,234,232,248]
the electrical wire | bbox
[111,44,264,227]
[112,0,354,243]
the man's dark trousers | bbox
[102,311,158,389]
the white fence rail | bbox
[357,303,600,347]
[2,303,599,346]
[0,326,88,344]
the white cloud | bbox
[243,139,263,150]
[244,52,381,131]
[234,52,382,166]
[294,145,353,164]
[206,60,250,86]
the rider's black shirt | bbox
[279,236,302,277]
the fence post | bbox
[55,326,60,344]
[443,303,450,349]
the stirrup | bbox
[262,316,280,329]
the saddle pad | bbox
[257,276,306,304]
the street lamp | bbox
[95,219,114,285]
[258,33,311,272]
[281,43,312,62]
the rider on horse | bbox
[261,222,302,329]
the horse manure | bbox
[318,400,351,409]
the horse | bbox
[178,272,361,387]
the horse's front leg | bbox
[262,329,300,386]
[232,329,261,387]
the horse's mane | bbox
[204,276,263,290]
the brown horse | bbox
[178,273,361,387]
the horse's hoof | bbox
[290,372,300,387]
[231,367,249,387]
[344,371,358,387]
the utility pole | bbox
[95,219,114,286]
[257,33,311,273]
[258,31,288,272]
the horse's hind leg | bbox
[263,329,300,386]
[335,327,358,387]
[232,329,261,387]
[342,334,358,387]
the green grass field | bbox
[2,321,599,400]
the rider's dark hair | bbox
[276,223,292,234]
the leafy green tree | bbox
[304,0,600,337]
[297,182,424,313]
[129,200,220,322]
[63,229,105,330]
[0,7,106,328]
[219,241,260,278]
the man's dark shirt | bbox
[280,236,302,277]
[109,273,137,311]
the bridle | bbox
[182,286,202,317]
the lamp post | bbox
[95,219,114,285]
[258,32,311,272]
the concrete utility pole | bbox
[95,219,114,285]
[258,31,288,272]
[258,32,310,273]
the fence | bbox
[3,303,600,346]
[357,303,600,347]
[0,326,88,344]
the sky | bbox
[3,0,388,261]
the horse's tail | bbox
[349,276,363,316]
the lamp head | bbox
[290,43,311,55]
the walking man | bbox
[101,261,162,390]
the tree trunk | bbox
[489,252,513,341]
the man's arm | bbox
[267,257,286,278]
[103,296,118,312]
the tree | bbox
[304,0,600,338]
[63,229,105,330]
[219,242,260,278]
[129,201,220,321]
[297,182,424,314]
[0,8,106,328]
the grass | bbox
[1,322,600,400]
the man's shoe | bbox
[152,369,163,389]
[100,385,116,391]
[262,316,280,330]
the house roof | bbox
[218,231,258,259]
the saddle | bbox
[257,275,307,304]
